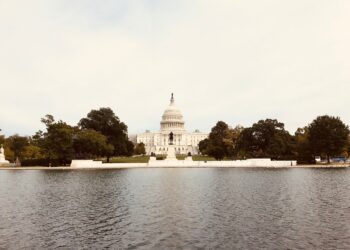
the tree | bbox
[198,123,243,160]
[294,127,314,164]
[308,115,349,163]
[236,119,295,159]
[226,125,244,157]
[134,142,146,155]
[206,121,231,160]
[126,140,134,157]
[73,129,114,159]
[5,135,29,161]
[41,114,55,127]
[79,108,134,161]
[22,145,45,160]
[32,130,45,145]
[36,115,76,165]
[198,138,209,155]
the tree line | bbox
[0,107,145,166]
[1,112,349,165]
[199,115,350,163]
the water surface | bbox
[1,168,350,249]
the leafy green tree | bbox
[199,123,243,160]
[79,108,134,161]
[126,140,134,157]
[134,142,146,155]
[206,121,231,160]
[41,114,55,127]
[294,127,314,164]
[47,122,75,165]
[236,119,295,159]
[308,115,349,163]
[36,115,76,165]
[198,138,209,155]
[73,129,114,159]
[5,135,29,161]
[226,125,244,157]
[22,145,45,160]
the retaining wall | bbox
[71,158,297,168]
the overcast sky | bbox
[0,0,349,137]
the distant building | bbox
[136,94,208,155]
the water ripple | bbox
[1,168,350,249]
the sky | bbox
[0,0,349,137]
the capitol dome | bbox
[136,94,208,155]
[160,94,185,132]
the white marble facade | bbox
[137,94,208,155]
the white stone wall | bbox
[71,158,297,168]
[71,160,103,168]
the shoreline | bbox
[0,164,349,170]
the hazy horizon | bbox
[1,0,349,137]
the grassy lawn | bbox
[192,155,216,161]
[176,155,216,161]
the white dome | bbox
[160,94,185,132]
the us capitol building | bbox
[136,94,208,155]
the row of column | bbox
[162,122,184,128]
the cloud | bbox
[0,0,349,136]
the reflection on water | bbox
[1,168,350,249]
